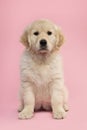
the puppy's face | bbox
[20,20,64,54]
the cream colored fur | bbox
[18,19,69,119]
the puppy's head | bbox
[20,19,64,54]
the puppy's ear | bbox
[20,30,29,48]
[58,31,64,47]
[56,27,65,48]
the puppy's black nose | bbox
[40,39,47,47]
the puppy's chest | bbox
[30,65,51,86]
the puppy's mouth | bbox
[38,47,49,54]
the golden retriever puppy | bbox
[18,19,69,119]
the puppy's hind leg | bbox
[63,87,69,112]
[18,88,24,112]
[18,99,24,112]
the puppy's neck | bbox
[28,50,59,65]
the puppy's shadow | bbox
[34,106,52,113]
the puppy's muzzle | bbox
[40,39,47,50]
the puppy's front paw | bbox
[18,109,33,119]
[53,107,66,119]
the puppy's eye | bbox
[33,31,39,36]
[47,31,52,35]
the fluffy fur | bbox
[18,19,69,119]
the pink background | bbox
[0,0,87,129]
